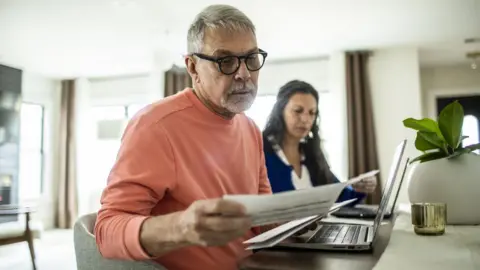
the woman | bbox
[263,80,377,204]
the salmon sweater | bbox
[94,88,272,270]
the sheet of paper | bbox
[320,215,388,226]
[224,182,344,226]
[244,198,358,245]
[344,170,380,186]
[244,215,320,245]
[245,219,316,250]
[243,199,359,250]
[224,170,379,226]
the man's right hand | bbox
[178,199,252,246]
[139,198,252,257]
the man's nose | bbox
[234,61,251,81]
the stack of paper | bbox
[243,199,357,250]
[223,170,380,250]
[224,170,379,226]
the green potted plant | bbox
[403,100,480,224]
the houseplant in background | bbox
[403,100,480,225]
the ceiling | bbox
[419,40,480,67]
[0,0,479,78]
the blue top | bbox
[263,136,365,205]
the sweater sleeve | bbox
[94,117,176,260]
[332,174,366,205]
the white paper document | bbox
[224,170,379,226]
[243,199,358,250]
[244,215,322,250]
[320,216,387,226]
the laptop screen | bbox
[371,140,407,237]
[389,157,410,212]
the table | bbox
[0,205,37,270]
[239,221,395,270]
[373,210,480,270]
[0,205,35,215]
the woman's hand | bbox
[352,176,377,194]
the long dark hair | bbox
[263,80,333,186]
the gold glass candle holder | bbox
[411,203,446,235]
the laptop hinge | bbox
[366,226,374,243]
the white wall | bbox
[323,52,348,181]
[74,78,96,218]
[21,72,60,229]
[89,75,152,105]
[258,58,329,95]
[369,47,423,205]
[421,65,480,119]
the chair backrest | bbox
[74,213,167,270]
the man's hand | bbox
[352,176,377,194]
[179,199,252,246]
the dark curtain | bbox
[55,80,78,228]
[345,51,382,205]
[164,65,192,97]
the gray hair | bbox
[187,5,256,54]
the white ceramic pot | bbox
[407,153,480,225]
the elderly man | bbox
[94,4,271,270]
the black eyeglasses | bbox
[192,49,268,75]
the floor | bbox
[0,230,77,270]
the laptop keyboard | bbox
[309,225,363,244]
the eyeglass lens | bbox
[219,53,266,74]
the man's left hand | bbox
[352,176,377,194]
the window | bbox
[18,103,44,201]
[92,103,144,121]
[245,95,276,130]
[127,104,144,119]
[89,104,145,190]
[463,115,479,154]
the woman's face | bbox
[283,93,317,140]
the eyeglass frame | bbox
[191,49,268,75]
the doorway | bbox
[436,95,480,153]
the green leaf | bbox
[447,148,471,160]
[415,131,442,151]
[410,151,447,164]
[437,101,464,149]
[465,143,480,152]
[403,118,446,143]
[403,118,440,133]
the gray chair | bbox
[74,213,167,270]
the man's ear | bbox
[185,56,199,83]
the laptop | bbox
[274,140,407,251]
[331,157,410,219]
